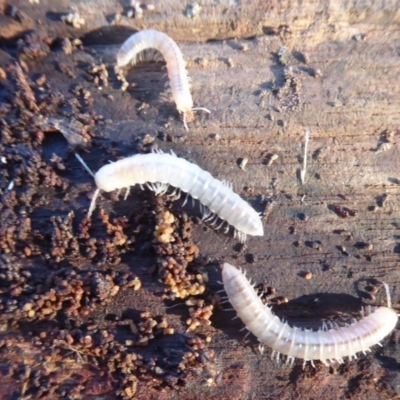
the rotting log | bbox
[0,1,399,399]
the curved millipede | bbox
[76,151,264,242]
[117,29,210,131]
[222,262,398,367]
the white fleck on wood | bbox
[116,29,210,130]
[90,152,263,239]
[222,262,398,366]
[300,129,310,184]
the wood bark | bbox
[0,1,399,399]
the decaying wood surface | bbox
[0,1,399,399]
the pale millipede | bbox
[222,262,398,367]
[76,151,264,242]
[116,29,210,131]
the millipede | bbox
[117,29,210,131]
[221,262,398,367]
[76,151,264,242]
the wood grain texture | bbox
[0,1,399,399]
[0,0,399,43]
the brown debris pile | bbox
[274,66,302,112]
[117,311,174,347]
[78,210,135,265]
[152,199,220,331]
[50,211,79,262]
[0,45,219,397]
[0,58,136,320]
[2,62,95,150]
[7,62,39,112]
[17,32,51,59]
[154,207,203,300]
[185,297,214,331]
[0,254,137,324]
[0,301,217,398]
[87,63,109,88]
